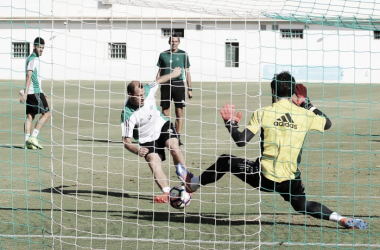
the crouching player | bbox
[176,71,367,229]
[122,67,188,203]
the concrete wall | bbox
[0,0,379,83]
[0,20,262,82]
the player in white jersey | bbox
[20,37,50,150]
[121,67,188,203]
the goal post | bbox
[1,0,379,249]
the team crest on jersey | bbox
[274,113,297,129]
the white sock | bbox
[329,212,345,222]
[162,187,171,194]
[190,176,201,192]
[25,134,30,142]
[31,129,40,138]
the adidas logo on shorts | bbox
[273,113,298,129]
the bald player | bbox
[121,67,188,203]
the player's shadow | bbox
[355,134,380,137]
[354,134,380,142]
[76,139,123,144]
[0,145,25,149]
[37,186,151,201]
[121,211,335,228]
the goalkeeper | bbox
[176,71,367,229]
[121,67,187,204]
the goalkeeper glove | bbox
[220,103,242,128]
[292,83,313,109]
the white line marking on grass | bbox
[2,235,380,248]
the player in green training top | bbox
[156,35,192,144]
[176,71,367,230]
[20,37,50,150]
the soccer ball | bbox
[169,185,191,209]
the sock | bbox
[329,212,345,222]
[25,134,30,142]
[162,187,171,194]
[31,129,40,138]
[190,176,201,192]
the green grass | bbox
[0,80,380,249]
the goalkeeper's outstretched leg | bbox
[176,154,367,230]
[177,71,367,229]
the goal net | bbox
[1,0,379,249]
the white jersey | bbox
[121,82,168,144]
[25,53,43,94]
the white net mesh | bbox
[1,0,379,249]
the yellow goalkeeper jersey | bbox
[246,99,326,183]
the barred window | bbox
[375,31,380,40]
[280,29,304,39]
[161,28,185,38]
[225,42,239,68]
[109,43,126,59]
[12,42,30,58]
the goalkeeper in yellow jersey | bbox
[176,71,367,229]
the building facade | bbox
[1,0,379,83]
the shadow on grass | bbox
[35,186,152,201]
[76,139,123,144]
[120,210,340,228]
[0,145,25,149]
[354,134,380,142]
[355,134,380,137]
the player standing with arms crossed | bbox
[156,34,192,144]
[20,37,50,150]
[176,71,367,229]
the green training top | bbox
[25,53,42,94]
[157,49,190,81]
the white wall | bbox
[260,25,380,83]
[0,20,262,82]
[0,0,379,83]
[1,20,379,83]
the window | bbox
[375,31,380,40]
[12,42,30,58]
[225,42,239,68]
[260,25,267,31]
[161,28,185,38]
[196,24,202,31]
[109,43,126,59]
[272,24,278,30]
[280,29,304,39]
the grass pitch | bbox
[0,80,379,249]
